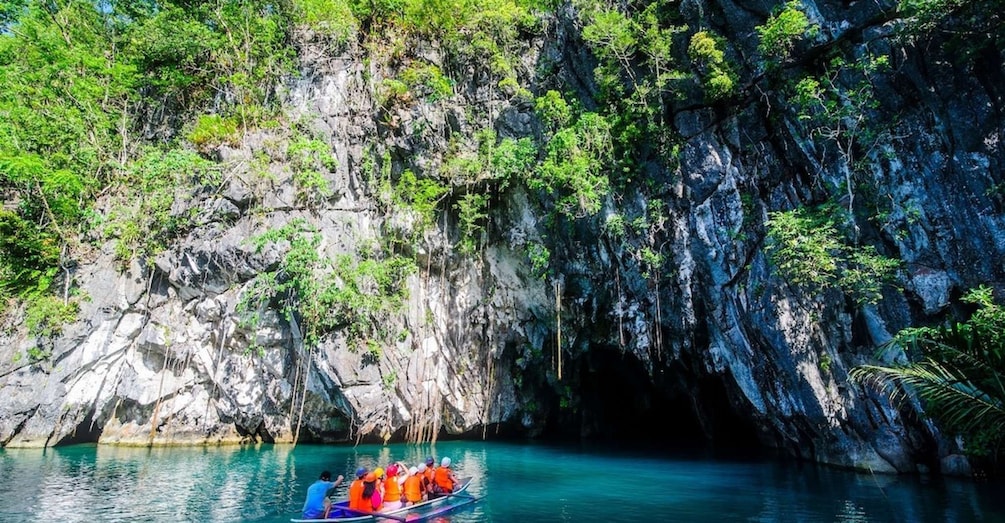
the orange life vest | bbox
[348,479,364,510]
[422,467,435,492]
[384,474,402,502]
[433,467,455,493]
[403,474,423,503]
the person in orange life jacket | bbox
[382,463,406,509]
[403,466,425,505]
[432,457,458,496]
[415,463,432,497]
[301,470,345,520]
[421,457,436,496]
[361,472,383,511]
[347,466,368,511]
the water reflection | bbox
[0,442,1002,523]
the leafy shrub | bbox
[534,90,572,131]
[124,7,221,98]
[288,136,336,205]
[392,170,450,234]
[104,148,218,262]
[455,192,490,254]
[527,242,550,277]
[530,112,613,217]
[0,210,61,297]
[293,0,360,43]
[242,219,417,351]
[186,114,241,151]
[756,1,818,60]
[25,294,78,341]
[765,205,899,304]
[688,30,737,100]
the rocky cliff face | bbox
[1,0,1002,476]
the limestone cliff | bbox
[1,0,1002,477]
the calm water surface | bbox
[0,440,1002,522]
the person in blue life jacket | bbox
[301,470,345,519]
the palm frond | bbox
[850,359,1005,437]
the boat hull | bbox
[291,477,474,522]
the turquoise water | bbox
[0,440,1002,522]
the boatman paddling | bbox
[301,471,344,520]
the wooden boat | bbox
[291,476,476,523]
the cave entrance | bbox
[548,346,763,456]
[55,409,102,445]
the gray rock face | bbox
[0,1,1001,477]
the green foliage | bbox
[124,0,295,116]
[353,0,545,84]
[242,219,417,351]
[765,205,899,304]
[382,369,397,389]
[818,352,832,372]
[380,61,453,106]
[602,213,627,238]
[25,294,78,340]
[378,78,411,106]
[0,210,60,296]
[688,30,737,101]
[0,0,138,300]
[527,242,550,277]
[571,0,689,188]
[637,3,687,93]
[574,0,687,105]
[896,0,1004,56]
[637,246,663,279]
[439,129,535,192]
[490,137,537,189]
[530,110,613,218]
[400,62,454,101]
[187,114,241,151]
[292,0,359,43]
[0,0,26,29]
[288,135,336,205]
[580,8,637,73]
[851,286,1005,464]
[791,55,888,147]
[497,76,532,101]
[103,148,219,263]
[124,7,221,99]
[391,169,449,235]
[327,252,417,344]
[534,90,572,131]
[455,192,490,254]
[789,54,890,210]
[756,1,818,60]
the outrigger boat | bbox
[291,477,477,523]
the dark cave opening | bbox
[55,410,102,445]
[542,347,764,456]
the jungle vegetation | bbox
[1,0,1003,463]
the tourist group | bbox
[301,456,461,519]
